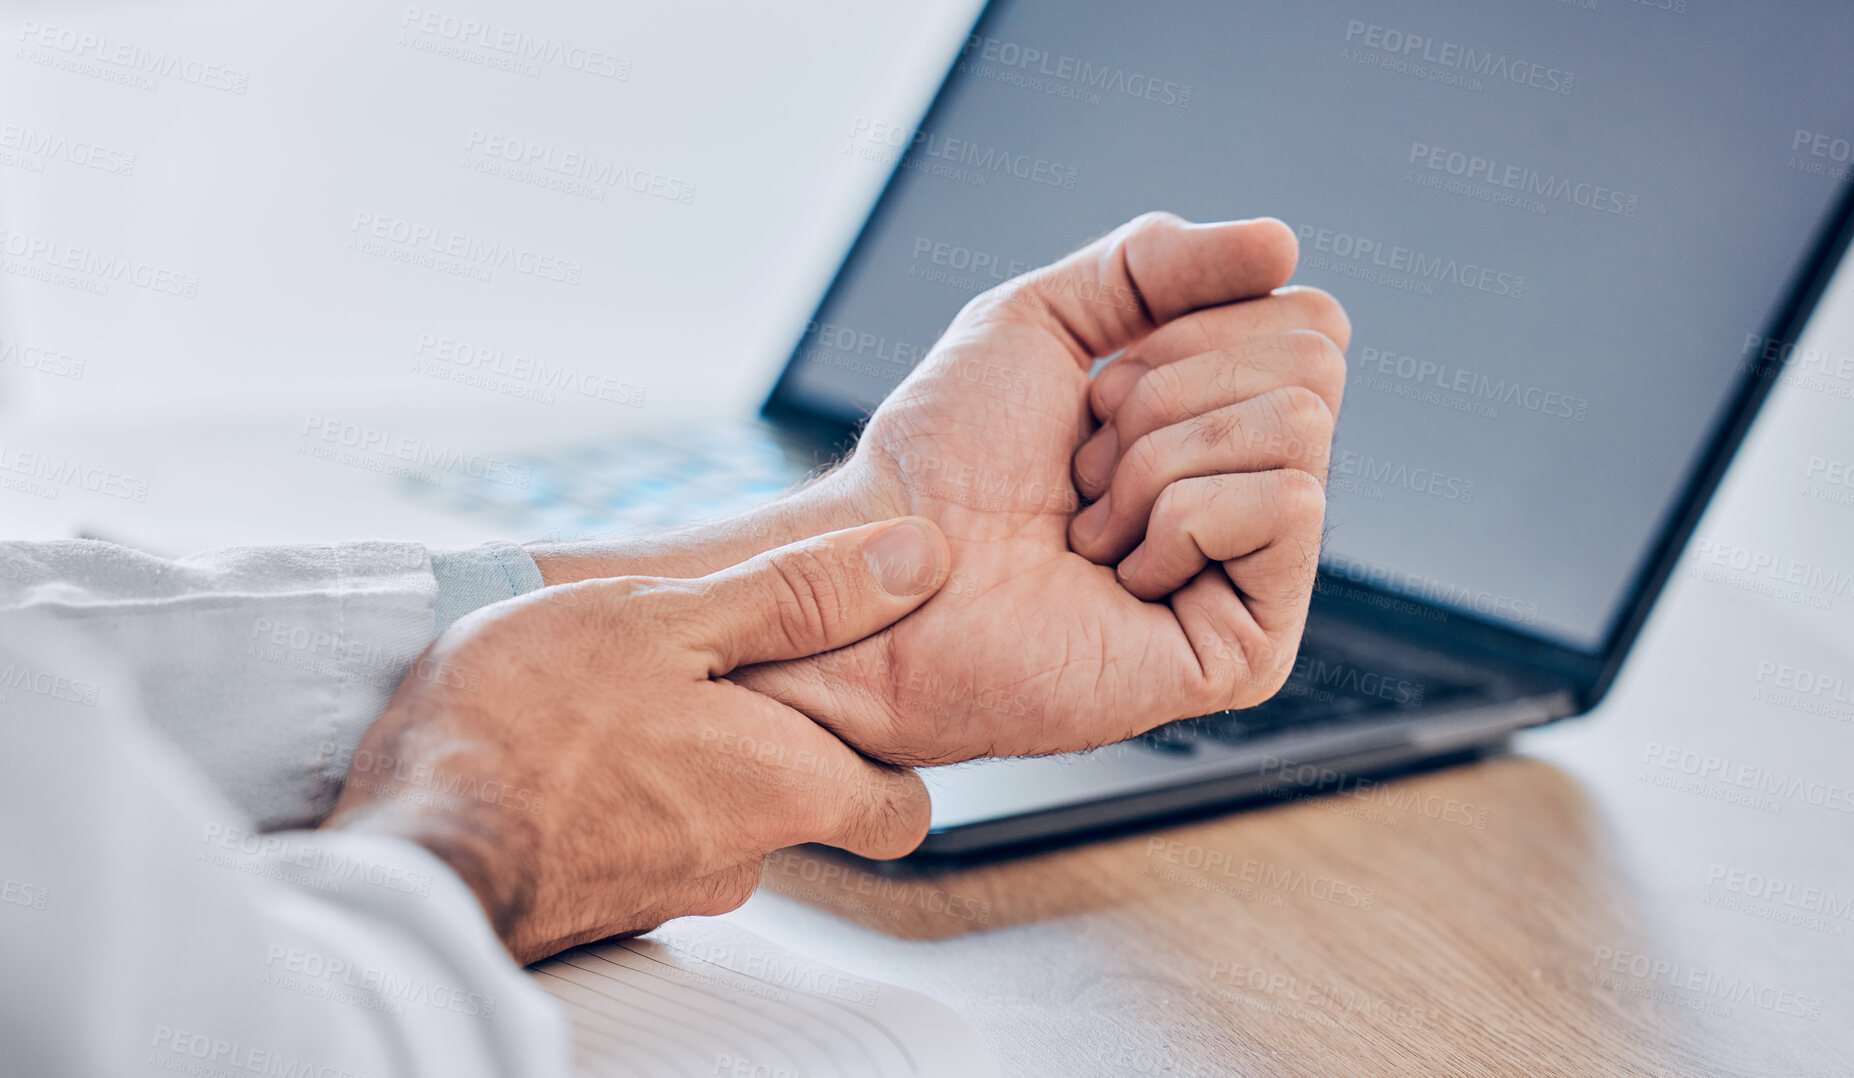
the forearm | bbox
[525,455,898,585]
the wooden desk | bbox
[725,570,1854,1077]
[712,279,1854,1076]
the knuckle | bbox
[1150,480,1196,530]
[1273,468,1329,526]
[1120,431,1167,491]
[1127,362,1185,427]
[766,549,849,650]
[1286,329,1349,405]
[1130,209,1184,234]
[1287,287,1351,345]
[1280,328,1343,374]
[1266,383,1335,438]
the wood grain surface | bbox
[725,570,1854,1077]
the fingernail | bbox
[1072,494,1110,548]
[865,519,943,596]
[1116,547,1146,584]
[1075,426,1118,491]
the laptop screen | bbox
[769,0,1854,651]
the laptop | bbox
[419,0,1854,855]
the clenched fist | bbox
[736,213,1347,763]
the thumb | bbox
[1005,212,1298,366]
[693,517,949,674]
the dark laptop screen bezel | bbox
[762,0,1854,712]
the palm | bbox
[846,316,1202,760]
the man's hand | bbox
[322,518,950,964]
[735,213,1348,763]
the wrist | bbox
[320,746,541,957]
[525,454,903,585]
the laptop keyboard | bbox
[1131,637,1491,755]
[404,419,812,540]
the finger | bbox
[1107,470,1319,600]
[1089,286,1351,421]
[693,517,949,674]
[1002,213,1298,366]
[1074,330,1346,498]
[711,683,932,859]
[1069,386,1335,565]
[1154,474,1327,710]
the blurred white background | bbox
[1,0,1851,674]
[0,0,979,550]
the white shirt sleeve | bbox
[0,538,545,831]
[0,611,569,1078]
